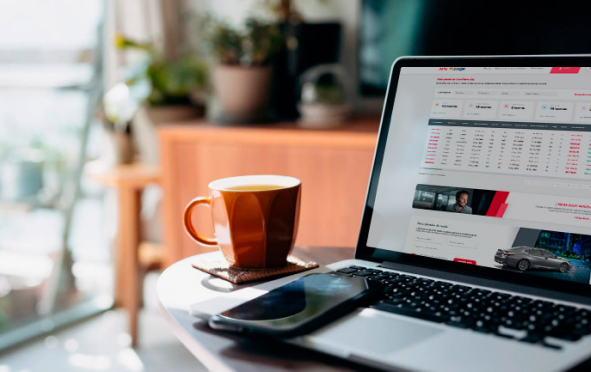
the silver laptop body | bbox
[195,56,591,372]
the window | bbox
[530,249,543,257]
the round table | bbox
[157,246,373,372]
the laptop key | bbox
[520,333,543,344]
[503,320,527,331]
[446,321,471,329]
[473,327,494,334]
[574,326,591,336]
[336,268,358,274]
[370,302,450,323]
[384,298,405,306]
[547,331,582,342]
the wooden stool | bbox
[85,160,161,347]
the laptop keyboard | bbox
[337,266,591,350]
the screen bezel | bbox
[355,55,591,298]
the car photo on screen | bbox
[493,228,591,284]
[495,247,571,273]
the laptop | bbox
[194,56,591,371]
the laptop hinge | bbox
[380,260,591,306]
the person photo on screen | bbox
[446,190,472,214]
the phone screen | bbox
[216,273,374,331]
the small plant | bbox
[309,73,346,105]
[145,55,208,104]
[115,36,208,105]
[202,17,283,67]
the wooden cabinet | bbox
[158,118,379,267]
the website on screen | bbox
[368,66,591,285]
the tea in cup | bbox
[183,175,301,269]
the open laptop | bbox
[195,56,591,371]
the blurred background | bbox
[0,0,590,371]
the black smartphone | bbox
[208,272,383,337]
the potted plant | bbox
[203,18,282,123]
[114,37,209,165]
[298,64,352,128]
[115,36,209,110]
[0,143,44,202]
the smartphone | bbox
[208,272,383,337]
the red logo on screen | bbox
[453,258,477,265]
[550,67,580,74]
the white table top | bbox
[157,247,368,372]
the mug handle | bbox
[183,197,218,246]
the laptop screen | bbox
[366,64,591,287]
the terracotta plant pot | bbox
[101,130,134,165]
[213,65,272,122]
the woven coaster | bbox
[192,255,319,284]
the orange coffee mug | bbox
[183,175,301,269]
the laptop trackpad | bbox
[307,308,443,355]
